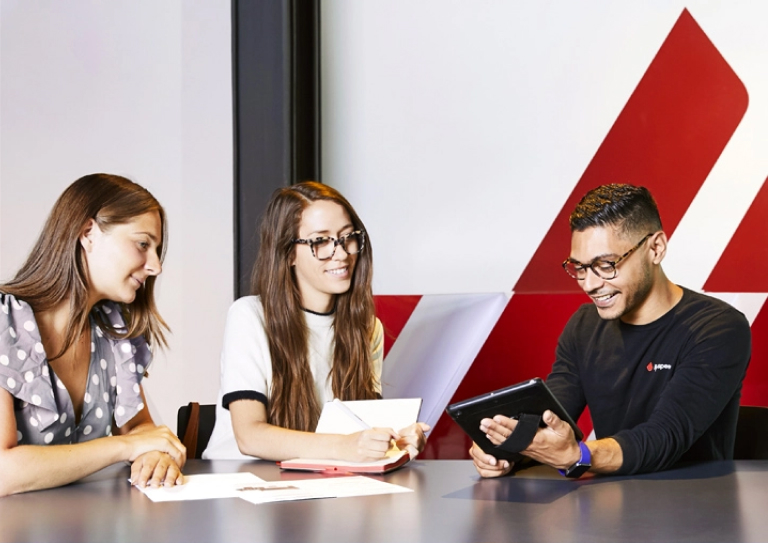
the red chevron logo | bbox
[376,9,765,458]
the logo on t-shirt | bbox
[647,362,672,372]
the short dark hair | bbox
[569,184,662,236]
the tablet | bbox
[446,378,583,461]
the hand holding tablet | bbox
[446,378,582,462]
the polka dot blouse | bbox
[0,293,151,446]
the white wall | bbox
[3,0,767,431]
[321,1,768,303]
[0,0,233,427]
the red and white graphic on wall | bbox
[376,8,768,459]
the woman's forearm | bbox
[0,437,131,497]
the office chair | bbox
[733,405,768,460]
[177,402,217,459]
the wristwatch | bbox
[559,441,591,479]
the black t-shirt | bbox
[547,287,751,475]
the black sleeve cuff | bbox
[611,433,634,475]
[222,390,268,410]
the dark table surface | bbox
[1,459,767,543]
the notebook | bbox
[279,398,422,474]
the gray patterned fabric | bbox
[0,293,151,445]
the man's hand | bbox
[469,442,513,478]
[481,410,581,471]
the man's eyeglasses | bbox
[292,230,366,261]
[562,233,654,280]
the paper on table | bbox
[234,480,336,504]
[236,475,412,505]
[137,472,265,502]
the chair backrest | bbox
[177,402,217,459]
[733,405,768,460]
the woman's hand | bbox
[396,422,430,459]
[129,451,184,488]
[339,427,400,462]
[120,425,187,468]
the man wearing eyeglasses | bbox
[471,184,751,478]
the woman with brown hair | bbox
[204,181,428,461]
[0,173,186,497]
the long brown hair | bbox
[1,173,169,358]
[252,181,378,431]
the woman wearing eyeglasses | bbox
[203,182,428,461]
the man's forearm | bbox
[586,437,623,473]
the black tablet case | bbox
[446,378,583,462]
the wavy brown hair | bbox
[252,181,378,432]
[1,173,169,358]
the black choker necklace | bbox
[301,306,335,316]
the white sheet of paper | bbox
[344,398,422,431]
[381,293,508,428]
[314,399,371,434]
[315,398,422,435]
[137,472,265,502]
[236,476,412,505]
[234,480,337,504]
